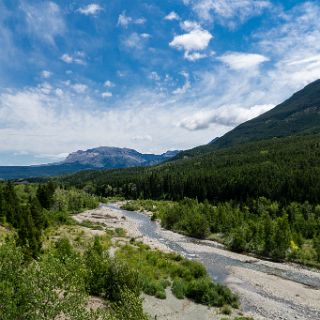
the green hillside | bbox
[60,133,320,204]
[175,79,320,159]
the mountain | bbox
[61,133,320,204]
[0,147,180,180]
[174,79,320,159]
[63,147,180,168]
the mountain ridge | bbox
[0,147,181,180]
[173,79,320,159]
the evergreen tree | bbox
[314,234,320,262]
[271,215,291,260]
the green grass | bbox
[121,199,173,215]
[115,241,238,307]
[114,227,126,237]
[78,219,105,230]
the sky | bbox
[1,0,320,165]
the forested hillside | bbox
[61,133,320,204]
[60,133,320,267]
[174,79,320,159]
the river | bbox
[104,203,320,320]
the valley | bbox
[1,79,320,320]
[2,2,320,319]
[74,203,320,320]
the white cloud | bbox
[102,91,112,98]
[72,84,88,93]
[39,82,53,95]
[104,80,114,88]
[165,11,180,21]
[0,86,215,156]
[78,4,103,15]
[60,53,85,65]
[61,54,73,63]
[117,11,146,28]
[218,52,269,70]
[141,33,151,39]
[170,29,212,51]
[149,72,161,81]
[184,51,207,61]
[169,28,213,61]
[40,70,52,78]
[122,32,150,50]
[131,135,152,142]
[184,0,271,27]
[135,18,146,25]
[257,2,320,91]
[173,72,191,94]
[55,88,64,97]
[178,104,274,131]
[180,20,201,32]
[21,1,65,45]
[3,1,320,162]
[35,152,68,160]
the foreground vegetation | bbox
[122,198,320,267]
[0,237,149,320]
[0,182,239,319]
[116,241,238,307]
[0,182,99,257]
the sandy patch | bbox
[142,288,243,320]
[73,206,172,252]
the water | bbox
[105,203,320,319]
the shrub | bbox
[155,290,166,299]
[112,289,149,320]
[115,228,126,237]
[172,278,187,299]
[185,278,238,307]
[105,260,141,301]
[220,304,232,315]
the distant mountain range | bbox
[0,147,180,180]
[173,79,320,159]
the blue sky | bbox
[0,0,320,165]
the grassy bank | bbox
[121,199,320,268]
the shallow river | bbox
[106,203,320,320]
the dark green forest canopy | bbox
[60,133,320,204]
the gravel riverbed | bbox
[74,204,320,320]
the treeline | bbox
[61,134,320,204]
[123,198,320,265]
[0,237,148,320]
[0,182,99,257]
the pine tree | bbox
[271,215,291,260]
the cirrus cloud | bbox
[218,52,270,70]
[184,0,271,28]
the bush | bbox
[220,304,232,315]
[105,260,141,301]
[142,278,161,296]
[172,278,187,299]
[115,228,126,237]
[185,278,238,307]
[112,289,149,320]
[155,290,166,299]
[228,227,247,252]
